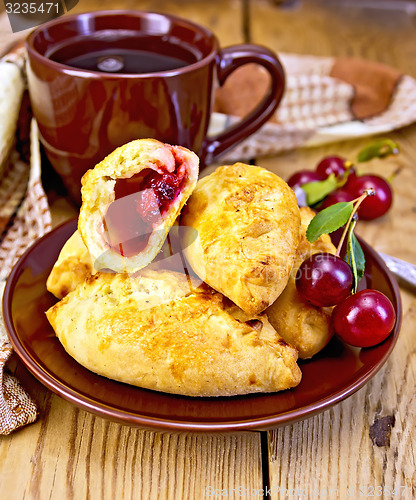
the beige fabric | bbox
[0,282,38,434]
[0,120,52,280]
[0,118,50,434]
[0,60,24,177]
[210,53,416,161]
[330,57,402,119]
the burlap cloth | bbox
[1,13,416,434]
[0,44,51,435]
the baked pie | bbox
[46,270,301,397]
[78,139,199,273]
[181,163,301,316]
[45,146,311,397]
[266,207,336,359]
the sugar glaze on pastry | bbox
[181,163,301,316]
[78,139,199,273]
[46,270,301,397]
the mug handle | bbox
[200,44,285,165]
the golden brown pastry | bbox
[46,222,200,299]
[78,139,199,273]
[266,207,337,359]
[46,230,95,299]
[46,270,301,397]
[181,163,301,316]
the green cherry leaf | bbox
[357,138,400,163]
[306,201,354,243]
[344,220,365,293]
[301,174,338,206]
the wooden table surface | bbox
[1,1,416,498]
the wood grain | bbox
[0,397,263,499]
[257,128,416,292]
[250,0,416,72]
[266,295,416,500]
[70,0,244,46]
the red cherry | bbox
[343,168,358,189]
[347,175,392,220]
[142,172,181,205]
[296,252,353,307]
[332,289,396,347]
[287,170,325,189]
[319,189,354,210]
[316,156,347,178]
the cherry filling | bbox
[137,171,183,224]
[103,159,187,258]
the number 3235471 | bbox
[5,3,60,14]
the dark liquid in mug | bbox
[48,34,198,74]
[64,48,189,74]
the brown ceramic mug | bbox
[26,10,285,204]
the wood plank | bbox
[266,295,416,500]
[70,0,244,46]
[250,0,416,73]
[1,2,415,499]
[259,128,416,494]
[0,389,263,499]
[2,358,264,499]
[260,138,416,495]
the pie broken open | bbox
[78,139,199,273]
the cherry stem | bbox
[335,188,375,257]
[387,164,403,184]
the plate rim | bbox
[2,219,403,432]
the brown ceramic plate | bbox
[3,219,402,432]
